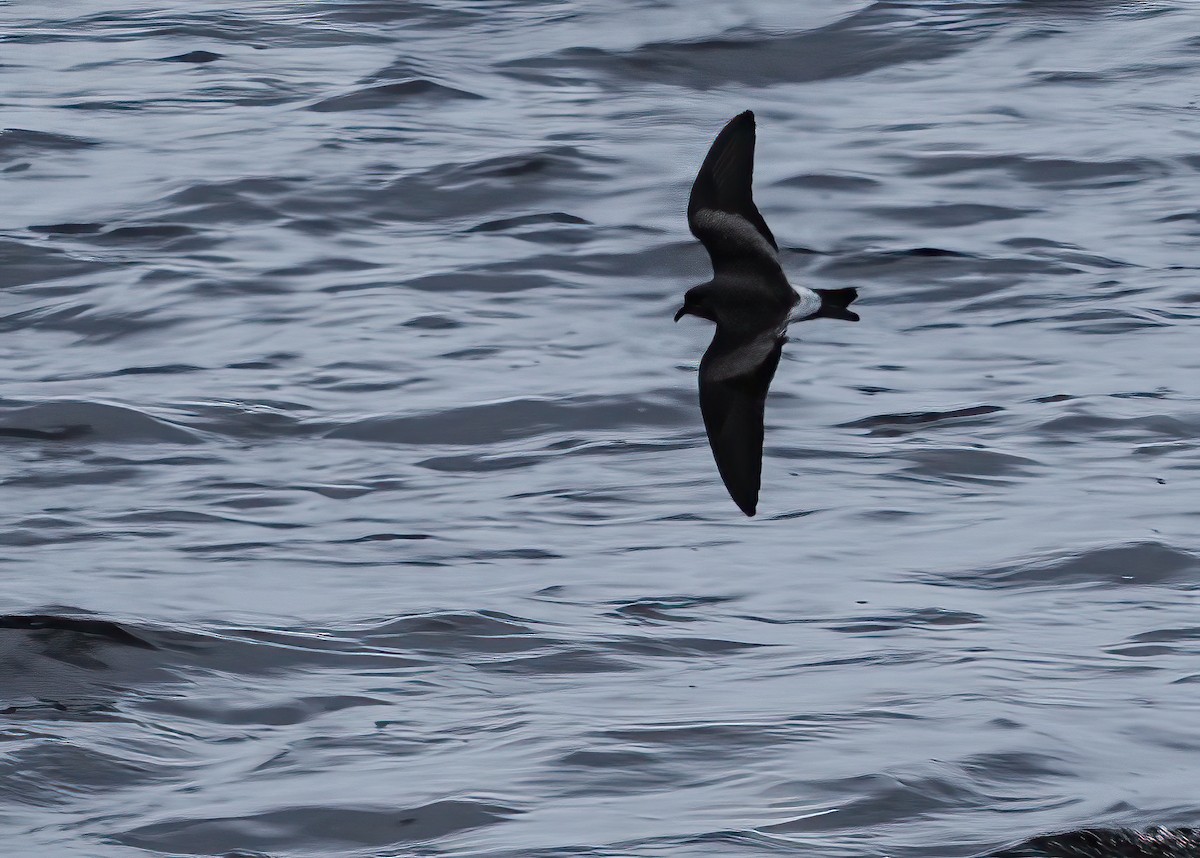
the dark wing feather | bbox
[698,332,786,517]
[687,111,781,277]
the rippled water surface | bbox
[4,2,1200,856]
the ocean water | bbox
[3,2,1200,856]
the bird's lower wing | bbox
[699,334,786,517]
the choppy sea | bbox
[3,2,1200,856]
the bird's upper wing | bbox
[687,111,782,279]
[698,330,786,517]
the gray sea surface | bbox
[3,2,1200,856]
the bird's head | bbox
[674,285,718,323]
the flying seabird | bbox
[674,110,859,517]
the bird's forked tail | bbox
[813,287,860,322]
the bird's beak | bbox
[673,305,687,322]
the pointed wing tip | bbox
[723,110,755,135]
[714,448,762,517]
[729,486,759,517]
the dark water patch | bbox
[469,547,562,561]
[777,172,881,192]
[0,239,107,289]
[29,9,395,48]
[1124,627,1200,646]
[309,80,482,112]
[552,746,676,795]
[371,146,610,222]
[0,301,175,342]
[419,453,541,472]
[600,722,794,763]
[829,607,985,634]
[159,50,222,63]
[1002,237,1073,250]
[760,771,968,833]
[6,463,144,489]
[398,270,561,293]
[0,519,122,548]
[0,424,90,442]
[105,509,305,532]
[500,6,979,89]
[328,395,685,445]
[0,614,154,650]
[957,749,1070,787]
[1156,210,1200,225]
[93,223,198,245]
[897,447,1041,486]
[147,693,388,727]
[1033,69,1109,84]
[468,211,591,233]
[441,347,502,360]
[116,800,520,854]
[1037,60,1198,85]
[320,1,482,26]
[150,625,422,676]
[815,251,1072,301]
[167,175,305,208]
[360,611,551,656]
[28,222,104,235]
[0,742,162,807]
[1107,624,1200,658]
[841,405,1005,437]
[867,203,1035,228]
[0,611,173,712]
[359,57,423,83]
[0,401,199,445]
[476,243,687,282]
[338,531,432,542]
[0,128,98,160]
[1053,307,1168,334]
[265,255,380,279]
[885,246,976,258]
[160,179,300,225]
[1036,411,1195,444]
[478,649,633,674]
[60,99,148,112]
[1106,643,1175,658]
[402,314,462,330]
[901,153,1165,188]
[1025,249,1133,270]
[606,595,736,625]
[180,400,312,440]
[223,352,296,371]
[433,146,610,183]
[110,363,204,377]
[928,542,1200,590]
[606,635,764,658]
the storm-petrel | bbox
[674,111,859,516]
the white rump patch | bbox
[789,287,821,322]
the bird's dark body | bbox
[989,828,1200,858]
[676,110,859,515]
